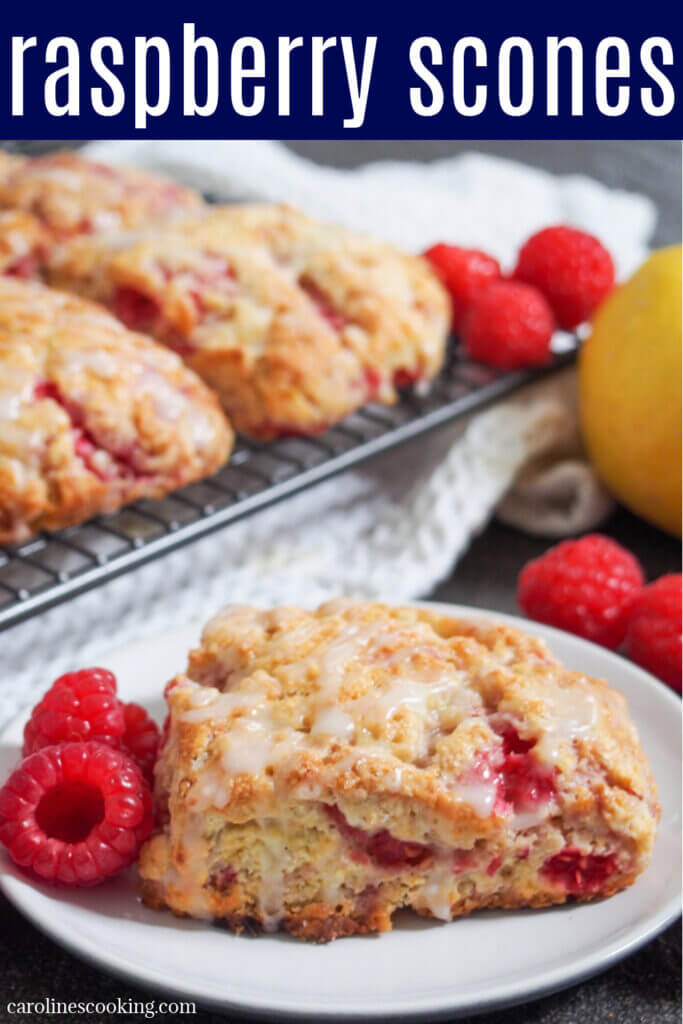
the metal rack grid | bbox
[0,344,577,631]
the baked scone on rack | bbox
[48,204,452,439]
[139,600,660,942]
[0,277,233,544]
[0,150,203,273]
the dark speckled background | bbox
[0,141,680,1024]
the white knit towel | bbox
[0,143,655,727]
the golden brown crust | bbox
[138,600,660,941]
[48,205,452,438]
[0,277,233,543]
[0,150,203,243]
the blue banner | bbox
[1,6,680,138]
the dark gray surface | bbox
[0,141,681,1023]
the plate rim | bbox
[1,601,681,1020]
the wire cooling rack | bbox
[0,344,577,631]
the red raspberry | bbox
[121,702,160,784]
[423,244,502,331]
[624,575,682,691]
[462,281,555,369]
[517,534,645,649]
[514,225,615,329]
[542,848,617,894]
[23,669,124,756]
[0,742,153,886]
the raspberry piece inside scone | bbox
[6,254,41,279]
[0,742,153,885]
[111,252,239,350]
[298,275,348,331]
[541,848,618,894]
[34,380,148,482]
[324,804,431,869]
[137,601,659,941]
[111,287,163,338]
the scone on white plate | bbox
[138,600,660,941]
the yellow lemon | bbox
[579,245,682,536]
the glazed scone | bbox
[0,277,233,543]
[0,210,50,278]
[48,204,452,438]
[0,150,25,185]
[0,150,202,258]
[138,600,660,941]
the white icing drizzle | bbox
[533,681,599,764]
[0,391,25,422]
[255,823,286,931]
[311,707,355,740]
[159,813,215,919]
[180,687,265,723]
[451,776,500,819]
[0,368,34,423]
[512,806,551,831]
[178,611,484,820]
[220,720,305,779]
[89,209,122,232]
[418,857,455,921]
[58,349,119,377]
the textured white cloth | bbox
[0,143,655,727]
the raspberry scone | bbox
[0,210,50,278]
[138,600,659,941]
[0,150,202,271]
[47,205,451,438]
[0,277,232,544]
[0,150,25,187]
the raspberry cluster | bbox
[0,668,160,886]
[517,534,681,691]
[424,225,614,369]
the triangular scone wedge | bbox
[138,600,660,942]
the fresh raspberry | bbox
[324,805,430,869]
[121,702,160,784]
[23,669,124,756]
[0,742,153,886]
[461,281,555,369]
[517,534,645,649]
[624,575,682,691]
[514,225,615,329]
[423,244,502,331]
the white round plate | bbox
[0,604,680,1020]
